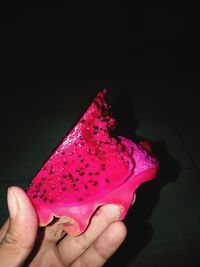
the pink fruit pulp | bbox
[26,89,159,235]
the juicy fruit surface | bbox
[27,90,133,205]
[26,89,159,234]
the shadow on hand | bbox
[105,89,181,267]
[22,227,45,267]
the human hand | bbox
[0,186,127,266]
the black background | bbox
[1,2,200,81]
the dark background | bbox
[0,2,200,267]
[1,2,200,79]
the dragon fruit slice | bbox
[26,89,159,235]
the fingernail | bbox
[131,193,136,206]
[64,221,80,235]
[7,187,18,219]
[104,204,122,220]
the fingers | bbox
[72,221,127,267]
[0,187,38,267]
[57,204,121,265]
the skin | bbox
[0,187,128,267]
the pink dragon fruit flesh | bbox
[26,89,159,235]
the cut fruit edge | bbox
[38,166,158,236]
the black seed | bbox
[93,181,98,186]
[36,189,40,193]
[43,198,47,201]
[43,189,46,193]
[33,195,37,198]
[84,185,88,189]
[49,169,55,174]
[39,182,42,186]
[89,171,93,176]
[93,131,98,135]
[102,109,109,116]
[72,184,76,188]
[62,187,66,191]
[85,163,89,168]
[79,172,84,176]
[61,151,65,155]
[80,158,84,162]
[103,118,108,123]
[105,178,110,183]
[81,119,85,124]
[116,136,121,143]
[63,175,67,178]
[105,141,110,144]
[74,142,78,146]
[101,164,106,170]
[79,135,83,140]
[41,177,45,181]
[76,168,80,172]
[99,140,103,144]
[64,160,67,165]
[87,148,91,153]
[78,197,83,201]
[95,172,100,175]
[121,145,125,152]
[93,125,99,130]
[69,173,73,178]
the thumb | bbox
[0,186,38,267]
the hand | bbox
[0,187,127,267]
